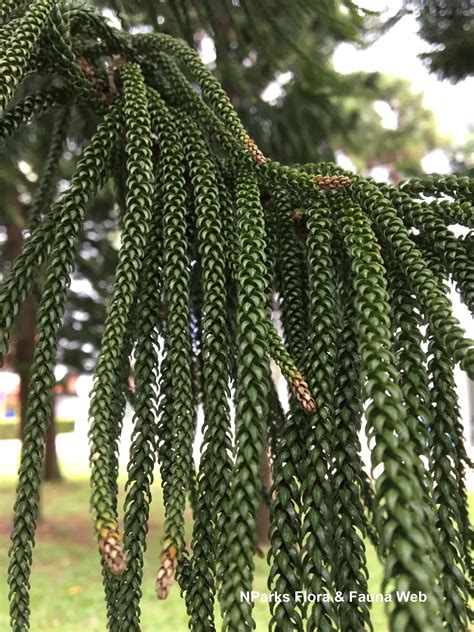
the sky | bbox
[332,1,474,173]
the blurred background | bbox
[0,1,473,629]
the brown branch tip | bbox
[98,528,126,576]
[314,174,352,189]
[156,545,178,600]
[243,134,267,165]
[292,376,316,414]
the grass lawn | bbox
[0,470,471,631]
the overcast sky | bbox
[333,1,474,173]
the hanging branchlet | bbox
[300,195,339,631]
[40,5,105,109]
[156,544,178,600]
[386,185,474,316]
[266,188,310,630]
[331,249,372,631]
[7,103,122,631]
[98,529,126,576]
[147,89,195,593]
[345,174,474,380]
[0,1,28,26]
[1,5,474,632]
[89,62,153,576]
[99,310,135,631]
[28,106,69,231]
[427,199,474,228]
[242,133,267,165]
[150,52,239,156]
[0,88,69,142]
[266,322,315,414]
[174,109,235,629]
[221,167,271,630]
[400,174,474,198]
[117,192,163,630]
[418,243,474,618]
[331,191,443,631]
[383,253,446,594]
[0,0,56,114]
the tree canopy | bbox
[404,0,474,82]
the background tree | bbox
[450,126,474,175]
[369,1,473,83]
[403,0,474,82]
[334,74,449,179]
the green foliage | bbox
[0,0,446,384]
[6,97,122,631]
[1,3,474,632]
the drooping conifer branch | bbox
[1,5,473,632]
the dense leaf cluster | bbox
[1,2,474,631]
[404,0,474,82]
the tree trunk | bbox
[44,410,61,481]
[257,446,271,545]
[5,210,62,481]
[16,293,36,441]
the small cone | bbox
[98,528,126,576]
[292,376,316,414]
[156,545,178,600]
[243,134,266,165]
[313,174,352,189]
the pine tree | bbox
[1,3,474,632]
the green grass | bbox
[0,472,471,631]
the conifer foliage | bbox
[1,2,474,631]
